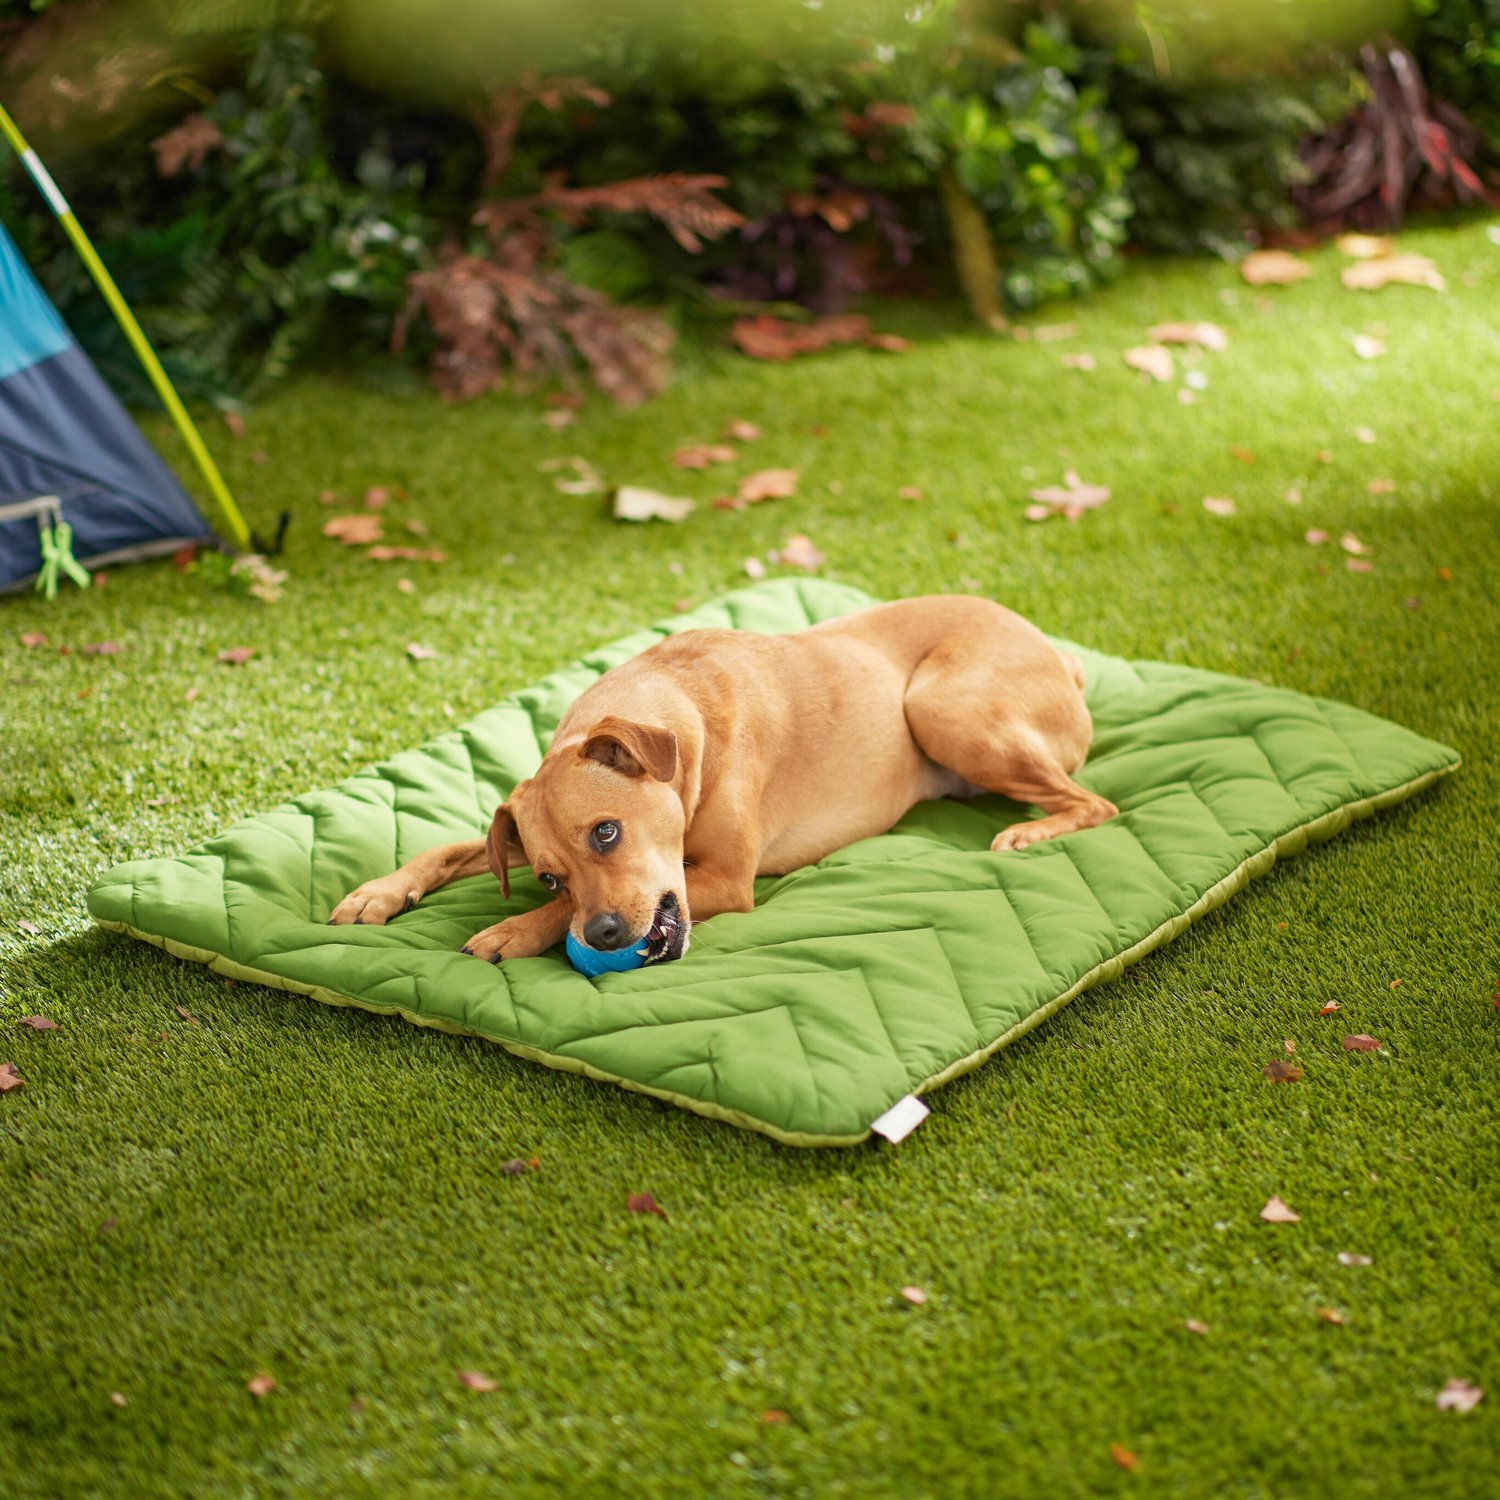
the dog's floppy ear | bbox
[581,716,678,782]
[485,794,528,899]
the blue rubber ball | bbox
[566,930,648,977]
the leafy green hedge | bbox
[0,0,1488,401]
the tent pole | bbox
[0,100,253,552]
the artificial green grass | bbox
[3,219,1498,1496]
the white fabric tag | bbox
[869,1093,929,1143]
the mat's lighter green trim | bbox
[96,760,1456,1149]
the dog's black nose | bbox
[583,911,628,950]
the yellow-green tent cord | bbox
[0,100,252,552]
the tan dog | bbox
[329,596,1118,963]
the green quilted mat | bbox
[88,580,1459,1147]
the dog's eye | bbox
[593,821,620,848]
[538,873,561,893]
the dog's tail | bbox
[1057,647,1087,693]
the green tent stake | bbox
[35,515,92,601]
[0,98,252,552]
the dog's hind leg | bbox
[902,637,1118,853]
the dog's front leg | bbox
[684,861,757,923]
[329,839,490,925]
[463,896,573,963]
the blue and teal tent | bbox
[1,102,249,596]
[0,223,216,594]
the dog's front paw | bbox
[328,876,419,926]
[462,908,562,963]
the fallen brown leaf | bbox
[541,455,605,495]
[1260,1196,1301,1223]
[1149,321,1228,351]
[1231,445,1257,464]
[17,1016,58,1031]
[1340,531,1373,555]
[743,557,767,580]
[175,1006,198,1024]
[1342,1034,1383,1051]
[81,641,123,656]
[1026,472,1111,523]
[865,332,910,353]
[723,419,761,442]
[1319,1001,1341,1015]
[1435,1378,1484,1414]
[364,486,390,510]
[109,1391,128,1408]
[1336,233,1394,260]
[317,489,338,506]
[1110,1444,1139,1472]
[1337,1251,1373,1267]
[20,631,48,649]
[1030,321,1077,343]
[900,1286,928,1305]
[612,487,695,524]
[731,313,870,361]
[898,486,924,501]
[1367,478,1397,495]
[500,1159,526,1176]
[1341,253,1445,292]
[1283,1039,1298,1054]
[0,1063,23,1094]
[1263,1059,1303,1082]
[185,686,200,704]
[1353,334,1387,360]
[1203,496,1237,517]
[458,1370,499,1392]
[628,1192,668,1219]
[246,1373,276,1398]
[1183,1319,1209,1335]
[1318,1307,1345,1324]
[738,469,799,504]
[1241,249,1312,286]
[16,919,40,935]
[366,547,448,563]
[542,409,577,429]
[775,534,825,572]
[673,444,736,469]
[223,411,246,439]
[761,1409,791,1424]
[216,647,255,666]
[1060,353,1096,371]
[1346,558,1375,573]
[323,514,384,545]
[406,643,438,662]
[1124,344,1174,382]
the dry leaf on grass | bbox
[1347,558,1375,573]
[760,1409,791,1424]
[628,1192,668,1219]
[1337,1251,1373,1267]
[613,487,695,524]
[1110,1445,1140,1472]
[1060,353,1096,371]
[541,456,604,495]
[1260,1196,1301,1223]
[246,1373,276,1398]
[1149,321,1228,351]
[542,409,577,430]
[1203,497,1237,517]
[1026,472,1111,523]
[216,647,256,666]
[1241,249,1312,286]
[866,333,911,353]
[1318,1307,1345,1325]
[1319,1001,1341,1014]
[0,1063,24,1093]
[1340,532,1373,555]
[1435,1379,1484,1414]
[1184,1319,1209,1335]
[731,313,871,361]
[406,643,438,661]
[367,546,448,563]
[20,631,47,649]
[737,469,799,504]
[773,534,825,572]
[1336,233,1394,260]
[81,641,123,656]
[175,1006,198,1024]
[1343,1033,1383,1051]
[1367,478,1397,495]
[364,486,390,510]
[673,444,737,469]
[323,514,385,545]
[1263,1059,1303,1082]
[458,1370,499,1392]
[17,1016,58,1031]
[1124,344,1174,382]
[900,1286,928,1305]
[1341,254,1445,292]
[17,919,40,935]
[1354,427,1377,444]
[744,557,767,580]
[723,419,760,442]
[222,411,246,439]
[1353,335,1387,360]
[109,1391,128,1408]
